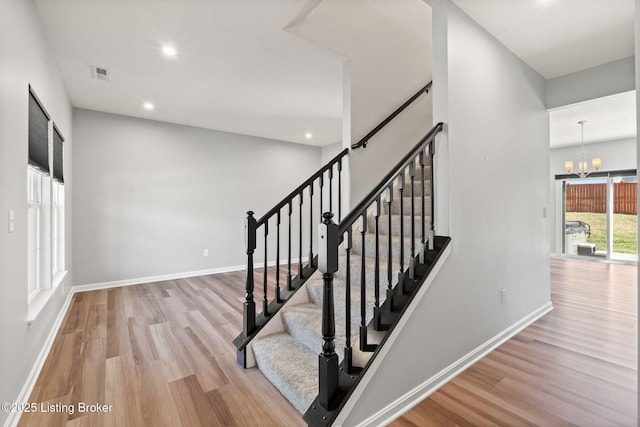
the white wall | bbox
[72,109,321,285]
[0,1,73,425]
[338,1,551,424]
[635,6,640,380]
[546,56,635,109]
[551,138,637,176]
[320,141,343,164]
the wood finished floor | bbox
[392,257,638,427]
[18,258,637,426]
[18,267,306,427]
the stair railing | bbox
[351,81,432,149]
[234,81,434,368]
[307,122,444,423]
[234,148,348,366]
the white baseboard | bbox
[72,257,309,293]
[354,301,554,427]
[71,264,245,292]
[4,290,76,427]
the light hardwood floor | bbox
[392,257,637,426]
[18,258,637,426]
[18,267,305,427]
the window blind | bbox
[28,90,50,174]
[53,126,64,183]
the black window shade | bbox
[28,91,50,174]
[53,126,64,183]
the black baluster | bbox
[373,196,382,330]
[420,149,426,263]
[318,213,339,411]
[359,213,368,351]
[328,167,334,215]
[299,192,304,279]
[287,200,293,290]
[344,228,353,373]
[309,183,314,268]
[244,211,257,336]
[385,186,394,308]
[398,170,405,294]
[338,159,342,221]
[319,173,324,219]
[409,161,416,279]
[276,210,282,303]
[429,141,436,251]
[263,221,269,315]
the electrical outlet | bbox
[203,249,209,257]
[501,288,507,304]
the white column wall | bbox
[0,1,73,425]
[338,1,551,424]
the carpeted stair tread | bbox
[335,254,405,289]
[252,332,318,414]
[388,196,431,215]
[282,303,356,361]
[351,232,422,261]
[372,214,429,237]
[305,278,381,325]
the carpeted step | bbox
[351,231,422,263]
[282,303,356,361]
[388,180,431,198]
[252,332,318,414]
[335,254,407,290]
[388,196,430,216]
[401,163,431,180]
[305,277,381,325]
[372,214,430,237]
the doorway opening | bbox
[562,173,637,262]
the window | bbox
[52,126,65,278]
[27,87,66,320]
[558,170,637,262]
[27,168,42,301]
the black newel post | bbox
[244,211,257,337]
[318,212,339,410]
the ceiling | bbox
[453,0,635,80]
[34,0,345,146]
[35,0,636,147]
[550,91,637,148]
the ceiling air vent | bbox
[92,66,110,81]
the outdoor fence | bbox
[566,182,637,215]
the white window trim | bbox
[26,270,67,324]
[26,140,67,322]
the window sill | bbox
[52,270,67,288]
[27,270,67,324]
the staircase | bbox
[251,159,433,411]
[233,84,450,426]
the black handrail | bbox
[351,81,432,150]
[340,122,443,233]
[256,148,349,226]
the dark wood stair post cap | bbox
[318,212,338,274]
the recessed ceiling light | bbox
[305,132,313,140]
[143,102,154,111]
[162,45,177,57]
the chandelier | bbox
[564,120,601,178]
